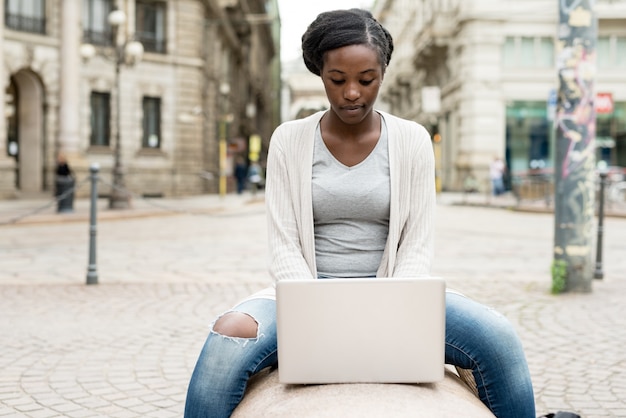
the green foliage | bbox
[551,259,568,294]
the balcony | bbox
[5,13,45,35]
[83,29,114,47]
[137,33,167,54]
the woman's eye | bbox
[329,79,374,86]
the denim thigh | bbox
[445,292,535,418]
[184,298,277,418]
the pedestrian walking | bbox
[490,156,506,196]
[247,162,262,196]
[234,156,247,194]
[54,152,75,213]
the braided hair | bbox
[301,8,394,76]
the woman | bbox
[184,9,536,418]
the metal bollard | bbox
[86,163,99,285]
[594,170,607,280]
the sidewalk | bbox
[0,192,265,226]
[2,189,624,227]
[439,190,626,218]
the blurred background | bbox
[0,0,624,201]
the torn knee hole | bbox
[213,311,259,338]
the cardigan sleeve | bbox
[265,124,316,282]
[389,121,436,277]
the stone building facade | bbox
[0,0,280,200]
[281,57,328,121]
[373,0,626,192]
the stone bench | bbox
[232,366,495,417]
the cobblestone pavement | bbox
[0,193,625,417]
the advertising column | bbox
[553,2,597,293]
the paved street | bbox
[1,192,625,417]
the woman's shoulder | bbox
[269,111,325,157]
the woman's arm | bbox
[393,124,436,277]
[265,128,315,282]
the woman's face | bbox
[321,44,384,125]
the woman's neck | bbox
[319,109,382,167]
[321,109,380,142]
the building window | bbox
[538,37,554,67]
[599,36,626,69]
[617,37,626,68]
[5,0,46,34]
[503,36,554,68]
[142,96,161,148]
[598,36,611,68]
[83,0,113,46]
[136,1,167,53]
[519,37,535,68]
[90,92,111,147]
[502,37,516,67]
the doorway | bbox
[6,70,46,194]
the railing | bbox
[5,13,45,34]
[510,170,554,207]
[83,29,114,46]
[509,167,626,211]
[137,34,167,54]
[603,168,626,211]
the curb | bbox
[0,195,266,226]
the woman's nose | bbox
[344,82,360,101]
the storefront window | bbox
[597,101,626,167]
[507,101,626,175]
[505,101,552,175]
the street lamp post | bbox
[81,9,143,209]
[218,118,227,197]
[108,10,143,209]
[594,169,608,280]
[218,82,231,197]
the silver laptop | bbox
[276,277,446,384]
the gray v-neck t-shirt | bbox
[312,117,390,278]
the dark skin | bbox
[212,311,257,338]
[320,44,384,167]
[213,44,385,339]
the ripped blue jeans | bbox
[183,293,535,418]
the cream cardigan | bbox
[248,110,435,301]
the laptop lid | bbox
[276,277,446,384]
